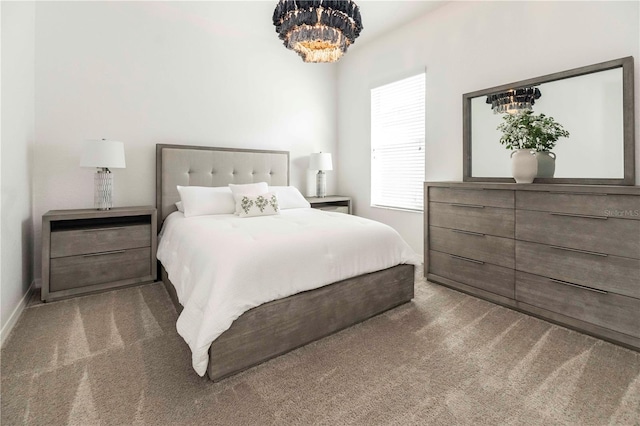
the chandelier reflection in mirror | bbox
[486,87,542,114]
[273,0,363,63]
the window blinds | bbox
[371,73,425,211]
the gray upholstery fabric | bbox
[158,146,289,224]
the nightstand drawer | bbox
[317,206,349,214]
[429,202,514,238]
[516,271,640,338]
[430,250,514,298]
[50,247,151,292]
[51,224,151,258]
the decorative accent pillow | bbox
[229,182,269,214]
[236,192,280,218]
[176,186,236,218]
[269,186,311,209]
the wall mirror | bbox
[463,57,635,185]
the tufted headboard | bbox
[156,144,290,231]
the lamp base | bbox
[316,170,327,198]
[95,169,113,210]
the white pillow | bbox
[269,186,311,209]
[229,182,269,214]
[236,192,280,218]
[175,201,184,213]
[176,186,236,217]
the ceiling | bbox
[144,1,446,53]
[351,1,446,49]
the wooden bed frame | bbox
[156,144,415,381]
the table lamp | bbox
[80,139,126,210]
[309,152,332,198]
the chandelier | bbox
[486,87,542,114]
[273,0,363,63]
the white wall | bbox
[32,1,338,279]
[1,1,36,335]
[336,0,640,256]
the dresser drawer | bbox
[516,241,640,299]
[517,191,640,220]
[430,250,514,298]
[516,271,640,338]
[429,187,513,209]
[50,247,151,291]
[516,210,640,259]
[429,226,514,269]
[430,202,514,238]
[51,224,151,258]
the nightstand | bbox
[41,206,157,302]
[305,196,352,214]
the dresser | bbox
[42,206,157,301]
[425,182,640,350]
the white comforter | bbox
[157,208,421,376]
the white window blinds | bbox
[371,73,425,211]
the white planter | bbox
[510,149,537,183]
[535,151,556,178]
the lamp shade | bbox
[80,139,126,169]
[309,152,333,171]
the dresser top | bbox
[425,182,640,195]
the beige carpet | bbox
[2,271,639,425]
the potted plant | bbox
[497,110,570,182]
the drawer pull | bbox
[549,278,608,295]
[450,254,485,265]
[81,226,130,232]
[450,203,485,209]
[82,250,126,257]
[550,245,608,257]
[452,229,486,237]
[550,212,608,220]
[551,191,607,196]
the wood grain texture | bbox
[429,226,514,269]
[516,240,640,299]
[429,202,514,238]
[427,181,640,195]
[50,247,151,292]
[515,270,640,339]
[429,187,514,209]
[425,181,640,351]
[429,250,514,298]
[463,56,635,185]
[516,190,640,220]
[306,196,352,214]
[51,224,151,258]
[42,207,157,301]
[207,264,415,381]
[516,209,640,259]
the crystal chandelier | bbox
[273,0,363,63]
[486,87,542,114]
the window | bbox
[371,73,425,211]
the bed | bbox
[156,144,418,381]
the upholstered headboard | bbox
[156,144,290,230]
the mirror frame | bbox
[463,56,635,185]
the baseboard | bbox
[0,280,36,348]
